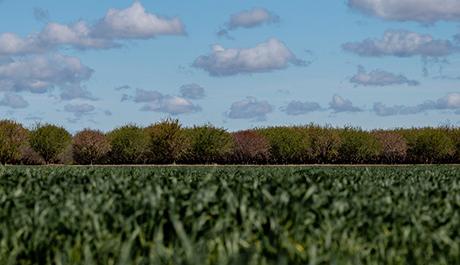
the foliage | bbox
[1,166,460,264]
[338,127,381,163]
[144,119,186,164]
[372,130,408,164]
[182,125,233,163]
[402,128,456,163]
[107,125,148,164]
[305,125,341,163]
[231,130,270,164]
[0,120,29,164]
[72,129,111,164]
[29,124,71,164]
[258,127,310,164]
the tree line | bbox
[0,119,459,165]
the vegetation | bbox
[29,124,71,164]
[182,125,234,164]
[72,129,111,164]
[107,125,148,164]
[1,166,459,264]
[0,120,28,164]
[144,119,186,164]
[1,119,460,164]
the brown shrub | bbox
[72,129,111,165]
[373,131,408,164]
[231,130,270,164]
[19,145,45,165]
[306,125,341,163]
[0,120,29,164]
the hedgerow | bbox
[2,120,460,164]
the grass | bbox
[0,165,459,264]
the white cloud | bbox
[281,100,322,115]
[227,97,273,121]
[329,95,362,113]
[350,66,419,86]
[0,54,93,98]
[348,0,460,24]
[141,95,201,115]
[227,7,279,30]
[0,2,185,56]
[343,30,457,57]
[193,38,304,76]
[179,83,205,99]
[93,2,185,39]
[373,93,460,116]
[38,22,115,50]
[0,33,44,56]
[124,88,201,115]
[0,93,28,109]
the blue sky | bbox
[0,0,459,132]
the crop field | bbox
[1,166,460,264]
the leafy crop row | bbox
[1,119,460,164]
[1,166,459,264]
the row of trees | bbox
[0,119,459,165]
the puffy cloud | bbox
[343,30,457,57]
[125,88,201,115]
[140,96,201,115]
[373,93,460,116]
[227,97,273,121]
[0,2,185,56]
[93,2,185,39]
[281,100,322,115]
[0,93,29,109]
[0,54,94,98]
[348,0,460,24]
[350,66,419,86]
[227,7,279,30]
[38,22,115,50]
[329,95,362,113]
[193,38,304,76]
[64,103,95,117]
[179,83,205,99]
[0,33,45,56]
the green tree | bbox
[107,125,148,164]
[29,124,71,164]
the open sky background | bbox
[0,0,459,132]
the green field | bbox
[1,166,460,264]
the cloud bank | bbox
[343,30,457,57]
[348,0,460,23]
[0,2,186,56]
[373,93,460,116]
[0,54,94,99]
